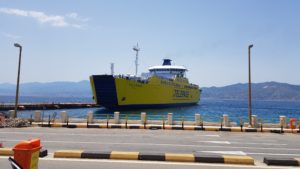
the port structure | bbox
[133,43,140,76]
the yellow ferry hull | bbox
[90,75,200,110]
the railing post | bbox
[167,113,173,125]
[240,118,243,132]
[195,114,201,126]
[125,115,128,129]
[30,114,32,125]
[86,114,89,128]
[220,117,223,130]
[114,112,120,124]
[41,111,44,126]
[48,115,51,127]
[181,116,184,129]
[106,115,109,128]
[260,118,263,132]
[162,115,165,129]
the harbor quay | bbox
[2,110,299,132]
[0,103,98,111]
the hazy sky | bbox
[1,0,300,87]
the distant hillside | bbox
[0,81,93,103]
[1,81,300,103]
[202,82,300,101]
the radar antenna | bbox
[133,43,140,76]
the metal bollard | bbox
[181,116,184,129]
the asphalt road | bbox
[0,127,300,168]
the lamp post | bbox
[13,43,22,118]
[248,44,253,127]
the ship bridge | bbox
[148,59,187,79]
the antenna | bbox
[110,63,114,75]
[133,43,140,76]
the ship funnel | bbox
[162,59,172,65]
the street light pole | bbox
[248,44,253,127]
[14,43,22,118]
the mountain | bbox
[1,81,300,103]
[201,82,300,101]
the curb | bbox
[0,148,48,157]
[0,148,13,156]
[36,123,300,134]
[264,157,300,166]
[54,150,254,165]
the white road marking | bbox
[196,141,231,144]
[0,131,131,137]
[201,151,247,155]
[0,156,296,169]
[202,135,220,137]
[247,152,300,156]
[196,140,287,146]
[230,142,287,146]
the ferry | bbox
[89,46,201,110]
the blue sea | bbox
[16,99,300,124]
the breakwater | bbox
[0,103,98,111]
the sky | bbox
[0,0,300,87]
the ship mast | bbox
[133,43,140,76]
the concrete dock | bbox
[0,103,98,111]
